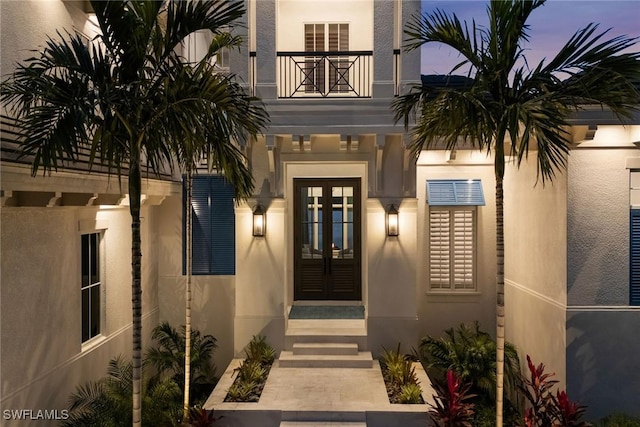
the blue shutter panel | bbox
[209,176,236,275]
[183,175,236,276]
[192,176,213,274]
[630,210,640,305]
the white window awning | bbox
[427,179,486,206]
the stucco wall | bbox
[0,205,159,423]
[565,148,640,417]
[156,195,237,371]
[567,149,634,305]
[503,153,567,387]
[0,1,98,79]
[567,310,640,419]
[276,0,373,52]
[415,150,497,338]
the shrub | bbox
[380,343,423,404]
[428,370,476,427]
[224,335,274,403]
[400,383,424,404]
[594,414,640,427]
[62,356,182,427]
[145,322,218,406]
[234,359,266,384]
[244,335,276,365]
[520,355,590,427]
[418,321,521,424]
[187,407,221,427]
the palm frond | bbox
[163,0,245,57]
[404,8,480,73]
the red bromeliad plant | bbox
[429,370,476,427]
[520,356,590,427]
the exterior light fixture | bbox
[386,204,399,237]
[253,205,266,237]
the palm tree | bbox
[170,33,267,421]
[392,1,640,425]
[1,1,266,425]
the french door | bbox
[294,178,361,300]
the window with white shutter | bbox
[304,23,349,94]
[429,207,477,291]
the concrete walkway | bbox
[204,358,435,427]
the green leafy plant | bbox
[234,360,266,384]
[399,383,424,404]
[244,335,276,366]
[418,322,521,424]
[187,407,221,427]
[145,322,218,406]
[62,356,181,427]
[380,343,423,404]
[223,335,275,402]
[594,414,640,427]
[520,355,590,427]
[428,370,476,427]
[225,381,259,402]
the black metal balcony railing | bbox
[277,50,373,98]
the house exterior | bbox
[1,0,639,423]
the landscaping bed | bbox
[380,344,425,404]
[223,336,275,403]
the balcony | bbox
[277,50,373,98]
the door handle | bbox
[323,257,331,276]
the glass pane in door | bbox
[331,186,354,259]
[301,186,323,259]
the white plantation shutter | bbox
[452,210,474,289]
[305,23,349,94]
[429,210,451,288]
[429,208,476,290]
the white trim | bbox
[0,309,159,404]
[567,305,640,312]
[505,279,565,310]
[507,280,640,312]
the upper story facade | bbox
[232,0,422,137]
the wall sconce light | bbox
[386,204,399,237]
[253,205,265,237]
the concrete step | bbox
[292,342,359,356]
[280,422,367,427]
[278,351,374,368]
[287,319,366,329]
[285,319,368,350]
[280,409,366,423]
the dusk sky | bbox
[419,0,640,74]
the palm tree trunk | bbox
[183,169,193,421]
[130,149,143,427]
[495,175,505,427]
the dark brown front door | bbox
[294,178,361,300]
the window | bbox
[304,23,349,94]
[429,208,477,290]
[427,179,485,292]
[183,175,236,275]
[630,210,640,305]
[81,233,101,342]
